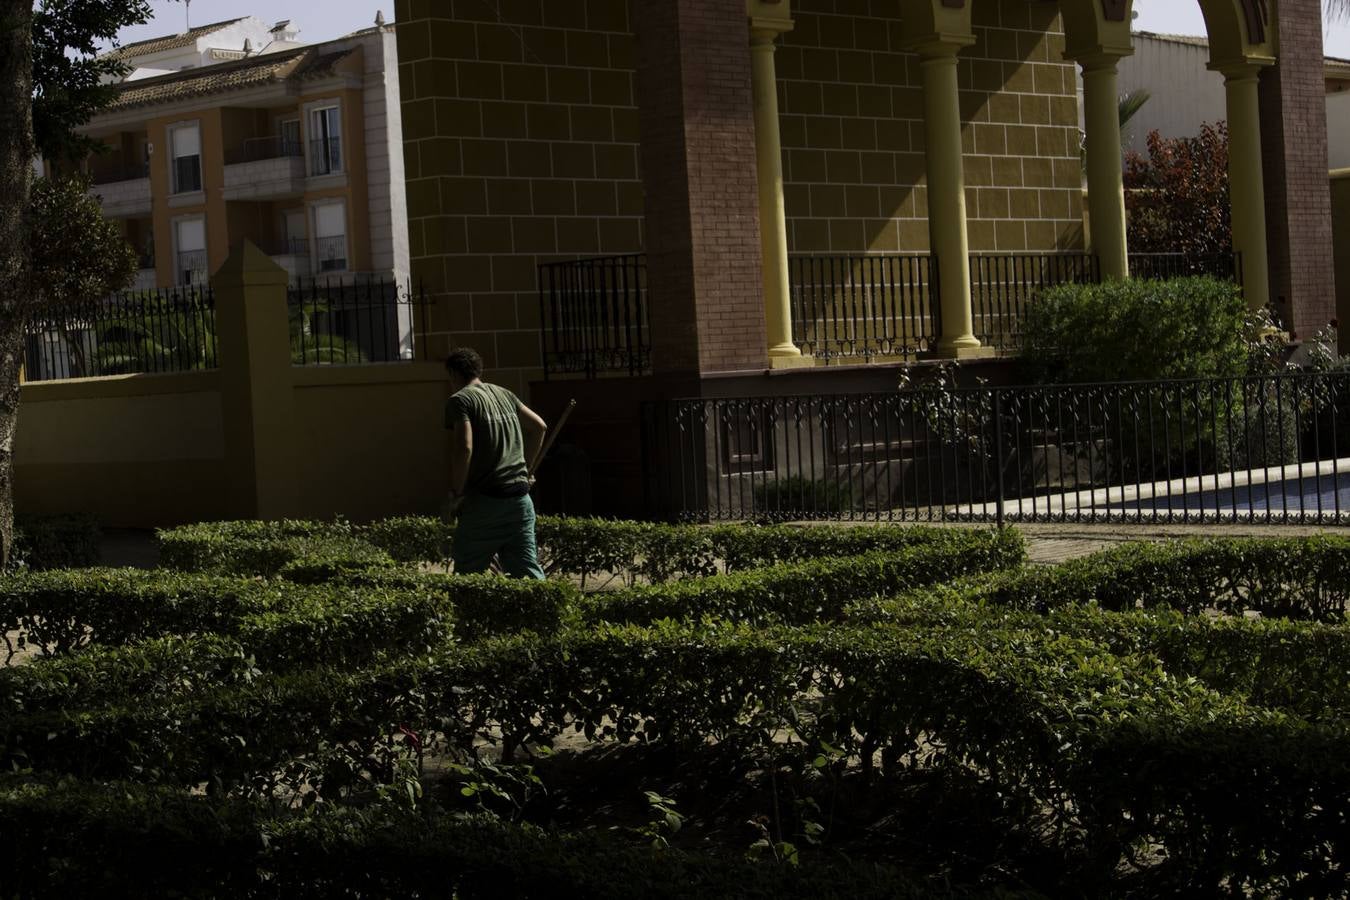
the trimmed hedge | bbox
[0,569,450,663]
[578,530,1025,627]
[0,779,1013,900]
[13,514,99,571]
[889,535,1350,621]
[158,516,1018,585]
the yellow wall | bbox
[15,372,228,526]
[292,365,453,521]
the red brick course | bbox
[635,0,769,375]
[1260,0,1337,339]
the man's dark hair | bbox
[445,348,484,381]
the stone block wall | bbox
[778,0,1084,256]
[395,0,1086,391]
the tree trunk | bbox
[0,1,36,569]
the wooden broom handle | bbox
[529,399,576,476]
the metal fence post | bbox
[993,388,1006,530]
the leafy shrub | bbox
[1124,123,1231,259]
[363,515,453,563]
[752,476,854,517]
[435,574,576,642]
[0,779,991,900]
[1022,277,1247,384]
[12,514,100,571]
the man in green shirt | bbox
[444,348,548,579]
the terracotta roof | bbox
[105,47,356,111]
[104,18,248,61]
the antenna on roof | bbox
[185,0,191,31]
[375,10,386,26]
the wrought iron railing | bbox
[288,278,429,365]
[1128,251,1243,285]
[176,250,208,287]
[788,254,938,361]
[23,287,217,382]
[970,252,1099,351]
[644,372,1350,525]
[89,162,149,185]
[309,137,342,176]
[314,236,348,272]
[258,236,309,257]
[539,254,649,378]
[226,135,304,165]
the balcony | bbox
[131,268,157,291]
[222,137,306,201]
[88,164,151,218]
[256,237,312,283]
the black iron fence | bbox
[970,253,1100,351]
[1128,251,1243,284]
[288,278,430,365]
[788,254,938,361]
[539,253,649,377]
[644,371,1350,525]
[23,287,217,382]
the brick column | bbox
[635,0,769,375]
[1259,0,1336,337]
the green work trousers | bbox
[451,493,546,580]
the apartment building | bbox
[77,15,408,290]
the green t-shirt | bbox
[445,382,530,497]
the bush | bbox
[893,535,1350,622]
[753,476,854,517]
[12,514,99,571]
[1022,277,1247,384]
[578,530,1025,627]
[0,779,999,900]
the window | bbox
[308,105,341,176]
[169,123,202,193]
[280,118,301,157]
[312,202,347,273]
[175,217,207,286]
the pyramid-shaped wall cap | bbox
[213,240,289,287]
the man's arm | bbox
[449,419,473,497]
[518,402,548,473]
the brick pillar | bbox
[1259,0,1336,338]
[635,0,769,375]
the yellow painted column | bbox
[1218,63,1271,311]
[213,240,299,520]
[749,16,804,364]
[1079,53,1129,280]
[917,39,983,357]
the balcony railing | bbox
[177,250,208,287]
[539,254,649,378]
[314,236,347,272]
[789,254,938,361]
[970,253,1100,351]
[541,250,1245,376]
[257,237,309,257]
[225,135,304,165]
[88,163,149,186]
[309,137,342,176]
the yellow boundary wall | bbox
[17,243,453,528]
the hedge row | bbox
[7,620,1348,892]
[13,514,99,571]
[892,535,1350,621]
[0,779,1010,900]
[0,569,450,663]
[158,516,1019,585]
[852,593,1350,722]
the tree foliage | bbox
[1124,122,1232,257]
[31,0,153,164]
[29,175,135,308]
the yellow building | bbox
[74,16,409,289]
